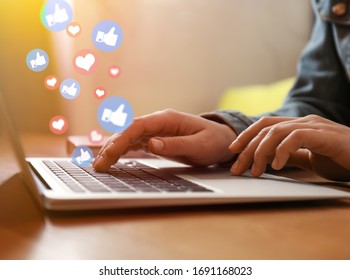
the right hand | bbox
[93,109,237,172]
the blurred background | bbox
[0,0,312,135]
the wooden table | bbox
[1,133,350,260]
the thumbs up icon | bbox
[45,3,69,27]
[26,49,49,72]
[95,27,118,47]
[60,78,80,100]
[101,104,127,127]
[92,21,123,52]
[42,0,73,32]
[72,146,93,167]
[76,148,92,165]
[97,96,133,133]
[30,52,47,69]
[62,82,77,97]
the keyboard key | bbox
[42,160,212,194]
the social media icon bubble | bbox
[41,0,73,32]
[89,129,104,144]
[94,87,107,100]
[45,75,59,90]
[92,20,123,52]
[66,22,81,37]
[60,78,80,100]
[49,115,68,134]
[26,49,49,72]
[108,66,120,78]
[72,146,93,167]
[73,49,98,75]
[97,96,133,133]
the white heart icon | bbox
[47,78,57,87]
[75,53,95,71]
[110,68,119,76]
[52,119,65,131]
[90,130,103,142]
[96,89,105,97]
[68,25,80,36]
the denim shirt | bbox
[204,0,350,136]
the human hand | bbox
[229,115,350,181]
[93,109,237,172]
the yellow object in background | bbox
[218,77,295,115]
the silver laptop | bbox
[1,90,350,211]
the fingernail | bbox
[271,158,279,170]
[151,138,164,151]
[229,140,239,150]
[230,161,239,174]
[251,163,258,175]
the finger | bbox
[231,121,313,177]
[284,149,312,171]
[93,110,197,171]
[230,127,270,175]
[92,118,150,171]
[148,133,206,160]
[229,116,296,153]
[246,120,329,176]
[271,129,324,170]
[249,123,307,176]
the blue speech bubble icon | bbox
[26,49,49,72]
[72,146,94,167]
[60,78,80,100]
[41,0,73,32]
[92,20,123,52]
[97,96,133,133]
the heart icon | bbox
[96,89,105,97]
[52,119,64,130]
[45,75,59,90]
[66,22,82,38]
[89,130,103,143]
[47,78,57,87]
[109,66,120,78]
[75,53,95,71]
[50,116,68,135]
[94,87,106,100]
[68,25,80,36]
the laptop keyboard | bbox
[42,160,212,193]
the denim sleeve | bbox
[203,0,350,135]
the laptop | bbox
[1,89,350,211]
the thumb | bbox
[36,52,41,59]
[148,136,192,157]
[80,148,84,155]
[115,104,125,114]
[107,27,116,34]
[69,83,76,89]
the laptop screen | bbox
[0,89,44,205]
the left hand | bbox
[229,115,350,181]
